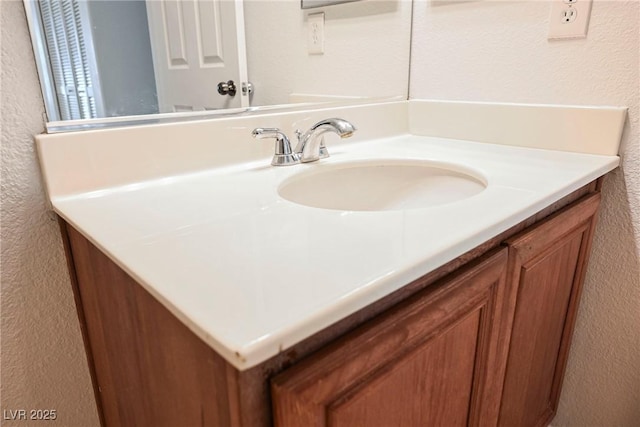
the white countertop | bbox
[51,134,619,369]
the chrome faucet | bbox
[294,118,356,163]
[251,128,300,166]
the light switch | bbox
[307,13,324,55]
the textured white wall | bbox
[3,0,638,425]
[0,2,100,426]
[410,1,640,425]
[244,0,412,106]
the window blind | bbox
[38,0,97,120]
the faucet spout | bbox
[295,118,356,163]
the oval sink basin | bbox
[278,160,487,211]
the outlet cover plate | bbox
[307,12,325,54]
[548,0,593,39]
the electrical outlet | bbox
[307,13,324,55]
[548,0,593,39]
[562,8,578,23]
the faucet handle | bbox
[251,128,300,166]
[252,127,285,141]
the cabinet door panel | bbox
[329,310,481,427]
[499,194,600,427]
[272,248,510,427]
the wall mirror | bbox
[24,0,412,132]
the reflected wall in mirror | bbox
[24,0,412,128]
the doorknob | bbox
[217,80,237,96]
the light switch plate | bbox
[307,12,325,54]
[548,0,593,39]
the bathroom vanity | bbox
[59,181,600,427]
[37,100,625,426]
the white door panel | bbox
[196,0,225,66]
[147,0,248,112]
[162,1,188,67]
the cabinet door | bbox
[272,248,510,427]
[499,194,600,427]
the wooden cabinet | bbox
[60,183,602,427]
[271,193,601,427]
[63,226,240,427]
[499,193,600,427]
[271,249,511,427]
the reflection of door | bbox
[146,0,249,112]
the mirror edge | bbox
[301,0,361,10]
